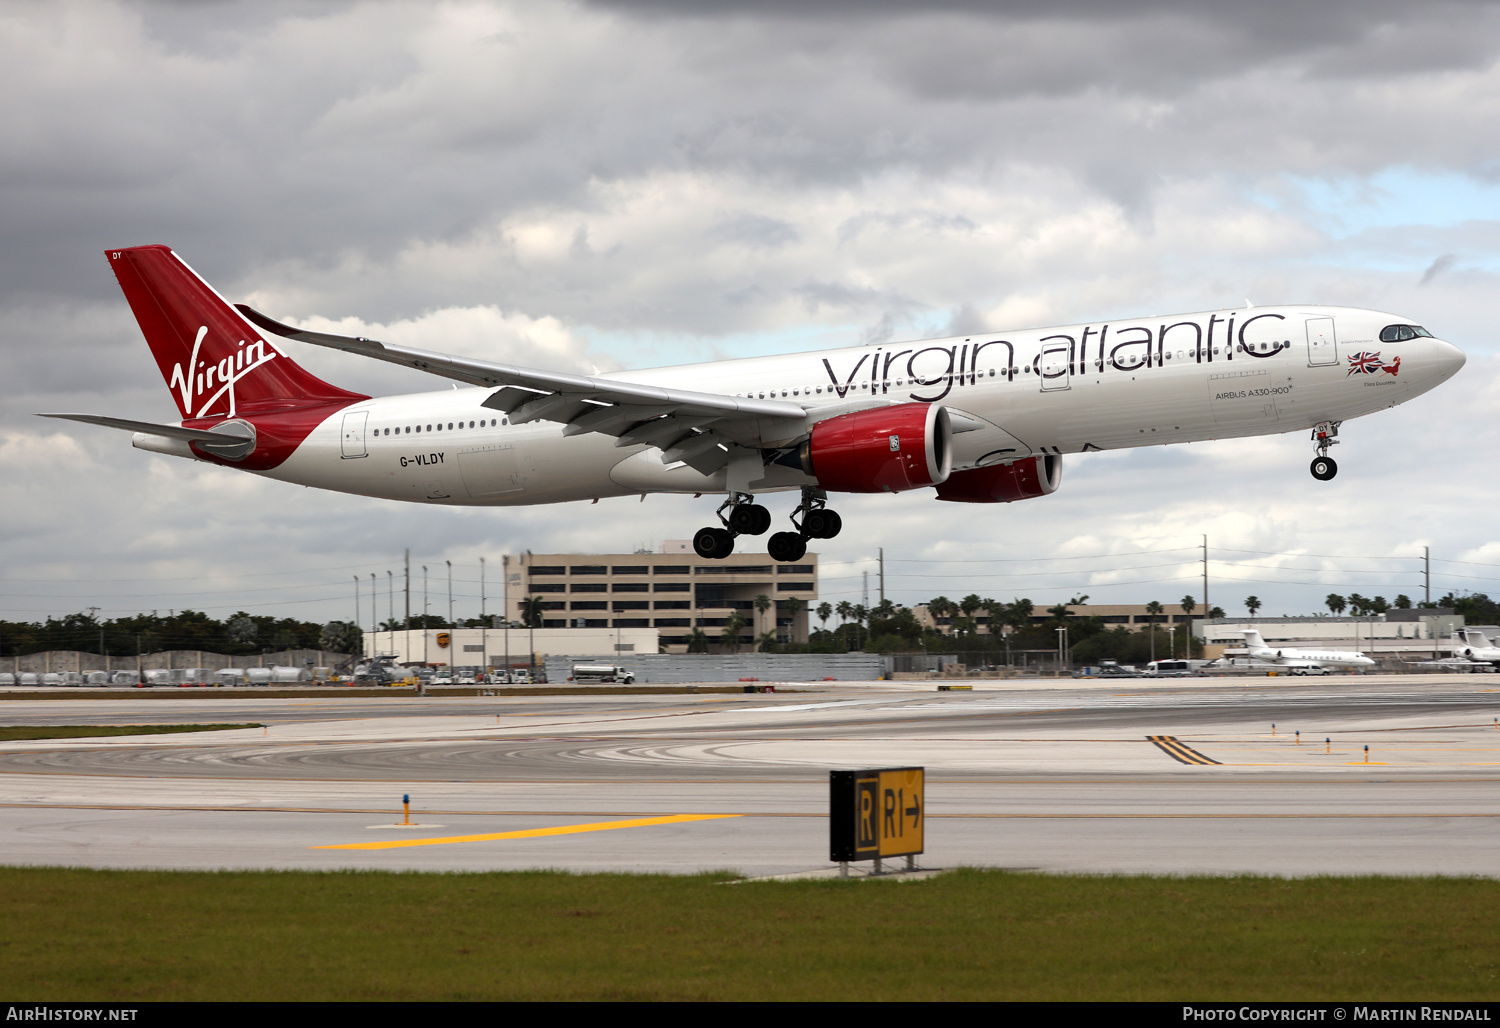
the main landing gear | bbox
[692,487,843,562]
[1309,420,1341,481]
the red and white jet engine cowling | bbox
[934,454,1062,503]
[796,402,952,493]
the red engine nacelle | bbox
[798,403,952,493]
[934,454,1062,503]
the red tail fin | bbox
[107,245,367,420]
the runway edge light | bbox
[830,767,924,877]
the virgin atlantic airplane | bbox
[43,245,1465,561]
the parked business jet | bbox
[1452,628,1500,667]
[1240,630,1376,673]
[42,246,1466,561]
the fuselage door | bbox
[1039,342,1072,392]
[1306,317,1338,366]
[340,410,368,459]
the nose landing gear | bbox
[1309,421,1341,481]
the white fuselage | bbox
[173,303,1463,506]
[1241,630,1376,671]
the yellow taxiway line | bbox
[314,812,740,851]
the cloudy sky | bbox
[4,0,1500,627]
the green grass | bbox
[0,724,261,741]
[2,868,1498,1000]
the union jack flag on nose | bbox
[1347,350,1385,376]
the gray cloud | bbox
[2,0,1499,624]
[1421,253,1460,285]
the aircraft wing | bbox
[237,305,809,474]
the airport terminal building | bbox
[498,544,818,654]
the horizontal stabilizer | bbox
[38,413,255,459]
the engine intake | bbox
[798,403,952,493]
[934,454,1062,503]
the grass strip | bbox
[2,867,1498,1001]
[0,724,261,741]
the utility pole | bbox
[446,559,453,628]
[480,557,487,621]
[1425,546,1431,607]
[1202,534,1209,617]
[353,576,360,657]
[422,565,429,665]
[404,550,411,622]
[878,548,885,605]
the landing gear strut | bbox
[765,488,844,564]
[692,493,771,560]
[693,488,844,562]
[1310,421,1341,481]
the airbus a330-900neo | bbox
[43,245,1466,561]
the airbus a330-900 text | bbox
[43,245,1466,561]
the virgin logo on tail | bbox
[168,325,278,419]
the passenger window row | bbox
[374,417,508,437]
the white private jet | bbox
[1240,629,1376,674]
[1451,628,1500,668]
[42,245,1466,561]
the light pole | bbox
[422,565,429,666]
[446,560,453,629]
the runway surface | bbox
[2,674,1499,877]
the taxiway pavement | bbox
[2,674,1498,877]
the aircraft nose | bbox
[1431,337,1466,380]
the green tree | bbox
[784,596,807,643]
[721,610,747,652]
[519,595,548,629]
[1326,594,1347,616]
[754,594,773,649]
[319,621,362,654]
[1145,600,1164,661]
[1244,596,1261,616]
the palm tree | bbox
[686,627,710,653]
[754,594,773,649]
[1245,596,1261,617]
[1326,594,1347,616]
[816,602,832,632]
[928,596,954,633]
[1176,596,1196,660]
[519,595,547,629]
[721,610,747,652]
[519,595,548,671]
[784,596,807,643]
[1145,600,1164,661]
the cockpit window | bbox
[1379,324,1434,342]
